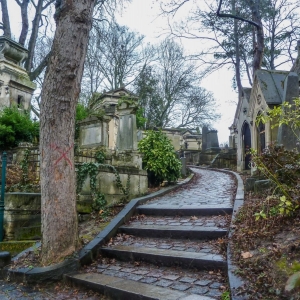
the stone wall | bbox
[4,193,41,241]
[78,165,148,213]
[184,149,237,170]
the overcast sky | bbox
[7,0,238,144]
[116,0,238,144]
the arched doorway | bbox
[256,115,266,154]
[242,122,251,170]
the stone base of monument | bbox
[4,193,41,241]
[79,166,148,212]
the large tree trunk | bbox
[40,0,95,265]
[249,0,264,76]
[0,0,11,37]
[232,0,243,100]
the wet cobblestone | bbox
[3,168,234,299]
[107,234,223,255]
[84,258,227,296]
[144,168,235,207]
[127,215,231,228]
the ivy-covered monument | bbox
[76,87,148,212]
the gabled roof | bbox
[243,87,252,102]
[99,86,137,100]
[256,69,289,105]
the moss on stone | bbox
[0,241,36,256]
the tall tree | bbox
[161,0,300,96]
[40,0,95,264]
[135,39,218,129]
[83,20,147,95]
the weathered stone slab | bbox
[254,179,273,193]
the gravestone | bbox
[206,130,221,152]
[78,116,109,148]
[116,102,138,151]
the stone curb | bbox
[222,170,249,300]
[187,166,248,299]
[2,174,194,283]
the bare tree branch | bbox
[28,51,51,81]
[216,0,261,29]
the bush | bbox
[138,130,181,186]
[0,107,39,149]
[251,144,300,210]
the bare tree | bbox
[175,87,219,128]
[161,0,300,99]
[84,20,148,93]
[135,39,218,129]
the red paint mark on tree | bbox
[51,144,73,169]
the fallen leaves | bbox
[241,251,253,259]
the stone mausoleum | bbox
[77,87,148,209]
[230,41,300,173]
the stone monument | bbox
[0,36,36,111]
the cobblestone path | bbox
[69,167,236,300]
[0,168,235,299]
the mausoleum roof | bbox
[256,69,289,105]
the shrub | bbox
[0,107,39,149]
[251,144,300,215]
[138,130,181,186]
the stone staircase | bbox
[66,168,235,300]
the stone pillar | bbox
[180,157,186,177]
[277,72,299,150]
[202,126,208,151]
[229,136,234,148]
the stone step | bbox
[100,245,226,271]
[118,224,227,240]
[66,273,217,300]
[136,205,233,216]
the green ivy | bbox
[95,150,105,163]
[76,159,131,212]
[138,130,181,186]
[9,148,37,192]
